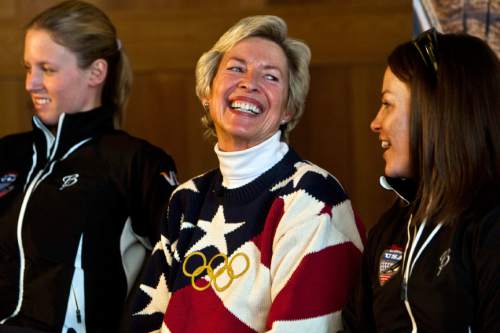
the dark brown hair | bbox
[26,0,132,126]
[388,32,500,225]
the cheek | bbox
[212,74,233,98]
[391,137,412,177]
[268,86,287,112]
[45,77,68,95]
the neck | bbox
[215,131,288,189]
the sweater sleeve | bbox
[130,207,176,333]
[265,184,364,332]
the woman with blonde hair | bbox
[0,1,177,332]
[132,15,364,333]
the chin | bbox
[384,166,411,179]
[35,113,60,127]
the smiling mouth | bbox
[230,100,262,115]
[33,97,51,106]
[381,140,391,149]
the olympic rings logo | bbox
[182,251,250,292]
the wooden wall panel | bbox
[0,1,412,229]
[292,66,353,189]
[0,0,15,18]
[124,71,218,180]
[0,79,30,136]
[349,65,395,227]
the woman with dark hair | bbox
[0,1,177,332]
[342,30,499,332]
[132,15,364,333]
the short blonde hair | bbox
[195,15,311,141]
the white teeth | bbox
[34,97,51,105]
[230,101,262,115]
[381,140,390,149]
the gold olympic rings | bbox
[182,251,250,292]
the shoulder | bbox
[363,200,410,266]
[271,158,365,253]
[456,186,500,246]
[452,194,500,302]
[463,201,500,253]
[0,131,32,146]
[0,131,33,156]
[171,169,218,199]
[96,130,176,166]
[369,200,410,238]
[272,158,349,206]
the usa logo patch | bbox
[379,245,403,286]
[0,172,17,198]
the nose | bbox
[238,70,258,91]
[25,70,42,92]
[370,110,382,133]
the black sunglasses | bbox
[412,28,439,73]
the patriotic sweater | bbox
[132,142,364,333]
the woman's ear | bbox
[201,98,210,112]
[88,59,108,86]
[281,110,292,124]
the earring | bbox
[203,102,209,112]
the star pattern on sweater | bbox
[135,273,169,316]
[271,161,330,191]
[152,235,168,255]
[186,205,245,256]
[152,235,175,266]
[175,179,199,194]
[172,219,195,262]
[180,219,195,230]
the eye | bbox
[264,74,279,82]
[381,100,392,108]
[42,66,55,74]
[24,65,31,75]
[227,66,244,73]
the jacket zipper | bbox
[401,215,442,332]
[0,168,45,323]
[72,287,82,323]
[1,115,66,323]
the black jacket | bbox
[342,177,499,333]
[0,107,177,332]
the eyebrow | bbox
[227,56,285,75]
[23,60,51,66]
[380,90,391,98]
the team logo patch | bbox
[436,248,451,277]
[379,245,403,286]
[59,174,79,191]
[0,172,17,198]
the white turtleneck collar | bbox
[214,131,289,189]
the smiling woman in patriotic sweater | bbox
[131,15,364,333]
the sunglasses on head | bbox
[412,28,439,73]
